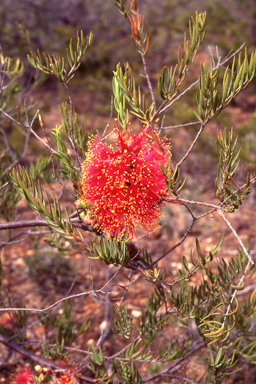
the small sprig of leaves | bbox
[112,77,129,128]
[120,338,151,361]
[89,237,131,267]
[215,127,251,212]
[116,361,144,384]
[51,125,80,194]
[113,62,155,124]
[88,343,107,381]
[114,0,136,19]
[114,303,134,338]
[0,52,23,77]
[195,246,255,351]
[29,155,52,182]
[115,0,149,56]
[56,301,87,346]
[158,338,191,362]
[129,7,149,55]
[163,237,223,321]
[160,161,186,197]
[195,59,219,122]
[42,340,68,360]
[138,293,168,340]
[196,48,256,122]
[158,12,206,101]
[0,168,21,222]
[27,31,93,84]
[206,347,239,383]
[9,166,74,239]
[59,102,88,156]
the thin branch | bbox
[0,107,51,150]
[0,288,114,314]
[219,209,254,265]
[0,270,121,315]
[64,83,81,172]
[149,215,196,267]
[176,121,204,166]
[7,275,78,342]
[2,160,19,177]
[1,129,16,162]
[0,229,31,250]
[160,121,201,130]
[0,219,93,232]
[0,181,9,191]
[175,197,219,210]
[141,54,156,112]
[101,95,113,139]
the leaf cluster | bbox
[114,0,136,19]
[56,301,86,346]
[114,62,154,124]
[160,161,187,197]
[114,303,134,338]
[158,12,206,101]
[9,166,74,239]
[27,31,93,84]
[138,293,168,340]
[196,49,256,122]
[215,127,251,212]
[89,237,131,267]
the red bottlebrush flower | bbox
[81,127,171,239]
[11,366,34,384]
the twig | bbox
[0,181,9,191]
[97,267,112,347]
[149,216,196,267]
[0,277,116,314]
[2,160,19,177]
[64,83,81,172]
[160,121,201,130]
[219,210,254,265]
[118,270,134,308]
[1,129,16,162]
[141,54,156,112]
[101,95,113,139]
[176,122,205,167]
[7,275,78,342]
[0,219,93,232]
[0,229,31,250]
[0,107,51,151]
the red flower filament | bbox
[81,128,171,238]
[11,367,34,384]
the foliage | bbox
[1,1,256,383]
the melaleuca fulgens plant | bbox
[1,0,256,383]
